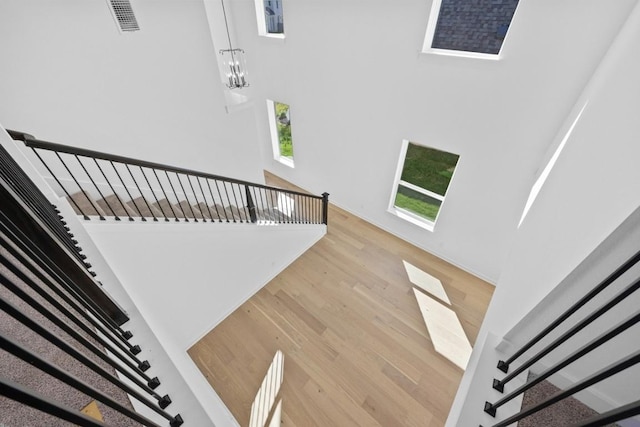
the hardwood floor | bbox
[188,173,494,427]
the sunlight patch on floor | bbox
[249,350,285,427]
[404,261,472,370]
[267,399,283,427]
[413,289,472,370]
[403,260,451,304]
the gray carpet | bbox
[518,372,618,427]
[0,240,141,426]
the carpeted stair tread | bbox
[96,194,137,218]
[229,205,248,221]
[178,200,202,219]
[208,204,224,220]
[67,192,106,217]
[194,202,214,219]
[0,245,139,427]
[152,199,185,218]
[518,375,619,427]
[66,192,308,224]
[214,204,236,221]
[127,197,163,219]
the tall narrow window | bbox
[267,100,294,167]
[264,0,284,34]
[255,0,285,37]
[423,0,519,57]
[390,141,459,228]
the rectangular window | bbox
[390,141,459,229]
[255,0,284,37]
[423,0,519,58]
[267,100,294,167]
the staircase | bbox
[67,189,292,224]
[1,128,329,427]
[7,130,329,226]
[1,133,186,426]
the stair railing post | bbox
[245,185,258,223]
[322,192,329,225]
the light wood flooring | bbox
[188,172,494,427]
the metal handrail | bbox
[8,130,323,200]
[7,129,329,226]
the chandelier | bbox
[220,0,249,89]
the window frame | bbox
[267,99,294,168]
[388,140,459,231]
[421,0,517,60]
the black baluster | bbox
[0,256,145,369]
[0,377,106,427]
[93,158,132,221]
[175,173,197,221]
[487,351,640,426]
[126,164,157,221]
[0,297,176,420]
[111,161,143,220]
[28,149,89,219]
[0,216,134,345]
[486,311,640,413]
[187,175,205,222]
[0,272,156,392]
[154,169,179,221]
[258,187,268,222]
[164,171,184,221]
[322,193,329,225]
[495,277,640,392]
[0,336,165,427]
[497,249,640,373]
[74,155,119,220]
[213,180,229,222]
[229,183,243,222]
[246,186,258,223]
[205,178,223,222]
[140,167,168,221]
[222,181,236,223]
[196,176,215,221]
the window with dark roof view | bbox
[431,0,519,55]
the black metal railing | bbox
[0,143,89,269]
[0,141,128,325]
[481,250,640,426]
[8,130,329,226]
[1,173,183,426]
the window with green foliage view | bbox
[393,143,459,223]
[274,102,293,159]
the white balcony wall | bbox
[83,220,325,427]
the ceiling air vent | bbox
[108,0,140,32]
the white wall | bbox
[449,1,640,423]
[483,0,640,344]
[0,0,263,184]
[83,219,325,426]
[224,0,637,283]
[83,220,324,350]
